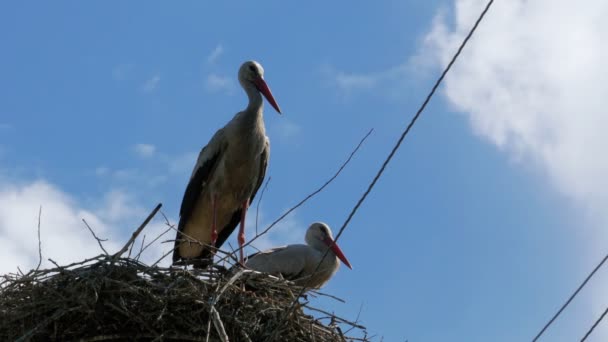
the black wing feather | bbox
[172,146,221,264]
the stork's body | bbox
[245,222,352,289]
[173,61,281,267]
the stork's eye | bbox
[249,65,256,72]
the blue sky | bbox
[2,1,608,341]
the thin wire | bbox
[580,306,608,342]
[331,0,495,248]
[265,1,496,340]
[533,252,608,341]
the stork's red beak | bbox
[324,237,352,269]
[253,77,282,114]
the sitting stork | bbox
[245,222,352,289]
[173,60,282,267]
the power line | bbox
[265,0,496,340]
[330,0,496,256]
[532,253,608,341]
[581,306,608,342]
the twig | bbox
[48,259,61,269]
[162,216,239,267]
[35,206,43,271]
[343,303,365,334]
[308,290,346,303]
[15,309,68,342]
[212,269,245,306]
[244,128,373,250]
[210,307,229,342]
[134,211,179,261]
[151,248,175,268]
[82,219,109,255]
[134,226,172,261]
[305,306,366,330]
[135,235,146,261]
[113,203,162,259]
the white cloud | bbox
[205,73,234,93]
[0,179,174,274]
[132,143,156,158]
[423,0,608,221]
[206,44,224,64]
[246,210,305,253]
[323,63,410,95]
[0,181,119,274]
[269,118,301,144]
[95,166,167,188]
[421,0,608,338]
[113,169,134,179]
[95,167,109,177]
[141,74,161,93]
[166,151,198,176]
[111,64,134,81]
[96,190,147,223]
[95,148,195,188]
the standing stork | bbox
[245,222,352,289]
[173,60,282,267]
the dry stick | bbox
[256,176,272,235]
[159,212,223,265]
[343,303,365,335]
[305,307,366,330]
[266,0,496,340]
[35,206,43,271]
[580,306,608,342]
[135,235,146,261]
[113,203,162,259]
[151,248,177,268]
[134,226,173,260]
[159,214,239,267]
[308,290,346,303]
[82,219,109,255]
[210,307,229,342]
[243,128,373,251]
[16,309,68,342]
[205,270,245,342]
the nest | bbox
[0,254,369,341]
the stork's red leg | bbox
[211,194,218,245]
[238,199,249,264]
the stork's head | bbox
[238,60,282,114]
[305,222,352,269]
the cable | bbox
[532,253,608,341]
[581,306,608,341]
[264,1,496,340]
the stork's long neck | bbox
[236,84,266,142]
[241,84,265,128]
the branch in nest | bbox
[82,218,109,255]
[113,203,162,259]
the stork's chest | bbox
[211,132,267,196]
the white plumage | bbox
[173,61,282,267]
[246,222,352,289]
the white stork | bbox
[245,222,352,289]
[173,60,281,267]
